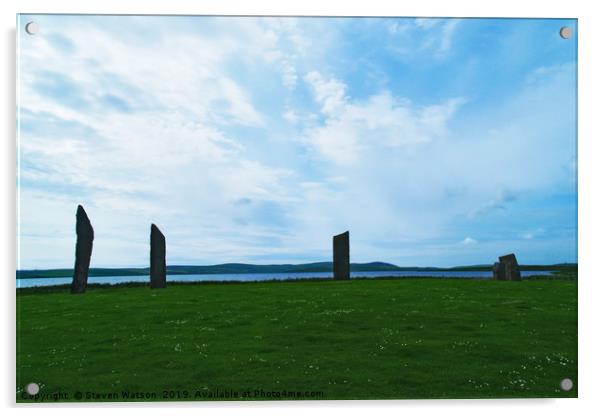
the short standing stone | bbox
[492,255,521,281]
[71,205,94,294]
[498,253,522,281]
[150,224,167,289]
[333,231,350,280]
[492,262,502,280]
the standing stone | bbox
[492,262,502,280]
[150,224,167,289]
[493,253,522,281]
[499,253,521,281]
[333,231,350,280]
[71,205,94,294]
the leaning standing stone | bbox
[150,224,167,288]
[333,231,350,280]
[499,253,522,281]
[71,205,94,294]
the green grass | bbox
[16,277,577,402]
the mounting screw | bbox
[25,21,39,35]
[560,378,573,391]
[25,382,40,395]
[559,26,572,39]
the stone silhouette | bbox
[150,224,167,288]
[493,253,522,281]
[493,262,502,280]
[333,231,350,280]
[71,205,94,294]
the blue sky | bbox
[17,15,577,269]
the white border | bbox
[2,1,601,415]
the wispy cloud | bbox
[302,71,465,165]
[520,228,546,240]
[438,20,460,57]
[17,16,577,268]
[387,17,461,60]
[469,190,518,219]
[304,71,348,115]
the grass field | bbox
[16,276,577,402]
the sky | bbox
[17,15,577,269]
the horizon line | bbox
[16,260,579,272]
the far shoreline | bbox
[16,262,577,279]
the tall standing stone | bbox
[71,205,94,294]
[150,224,167,289]
[333,231,350,280]
[493,253,522,281]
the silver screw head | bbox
[559,26,572,39]
[25,21,39,35]
[560,378,573,391]
[25,382,40,395]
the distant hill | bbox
[16,262,577,279]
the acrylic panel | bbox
[16,15,578,402]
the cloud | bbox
[46,32,76,54]
[415,18,440,30]
[469,190,518,218]
[387,18,461,60]
[387,21,411,35]
[17,15,304,267]
[438,20,460,56]
[304,71,348,115]
[288,58,574,265]
[17,16,577,268]
[461,237,478,245]
[520,228,545,240]
[302,71,465,165]
[101,94,132,112]
[215,77,265,126]
[281,62,298,89]
[32,71,90,110]
[22,18,271,127]
[282,109,299,124]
